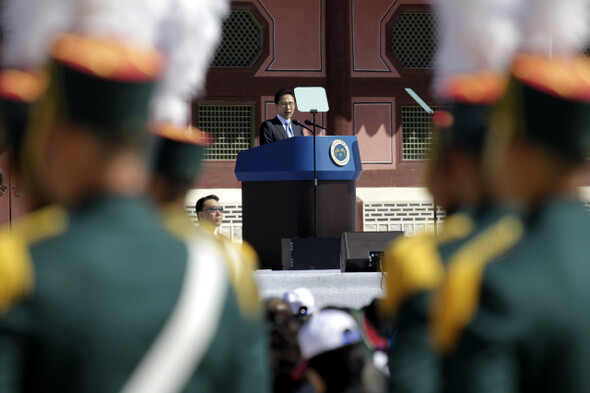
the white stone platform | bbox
[254,269,385,310]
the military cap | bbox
[30,33,165,141]
[151,125,212,183]
[0,70,46,156]
[433,72,508,154]
[21,33,166,186]
[427,71,508,181]
[491,54,590,160]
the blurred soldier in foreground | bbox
[378,77,512,393]
[148,127,271,391]
[144,0,270,387]
[435,54,590,393]
[0,32,233,393]
[377,1,520,391]
[431,0,590,391]
[0,1,272,392]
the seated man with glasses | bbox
[196,194,225,237]
[259,88,304,145]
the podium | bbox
[235,136,362,270]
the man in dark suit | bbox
[259,89,304,145]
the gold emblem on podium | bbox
[330,139,350,166]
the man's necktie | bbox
[285,121,294,137]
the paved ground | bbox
[254,269,384,310]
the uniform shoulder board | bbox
[430,214,523,354]
[10,204,69,244]
[0,226,33,315]
[217,238,263,318]
[379,233,444,320]
[0,205,68,315]
[159,204,198,240]
[437,212,476,245]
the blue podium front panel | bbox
[234,136,362,181]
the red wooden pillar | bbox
[325,0,353,136]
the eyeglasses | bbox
[205,206,224,213]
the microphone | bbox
[304,119,336,135]
[292,119,315,135]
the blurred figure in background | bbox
[297,308,385,393]
[283,287,316,324]
[265,297,311,393]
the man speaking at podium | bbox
[259,89,304,145]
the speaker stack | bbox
[280,231,403,271]
[339,231,404,272]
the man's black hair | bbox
[195,194,219,213]
[274,89,296,105]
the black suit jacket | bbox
[259,116,303,145]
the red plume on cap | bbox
[511,54,590,102]
[0,71,46,103]
[441,72,508,105]
[431,110,454,129]
[152,124,214,147]
[51,34,165,82]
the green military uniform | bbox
[384,208,522,393]
[430,205,523,355]
[380,210,475,393]
[150,122,268,318]
[436,54,590,392]
[0,197,263,393]
[444,200,590,392]
[159,205,271,392]
[382,206,511,393]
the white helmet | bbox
[298,309,362,359]
[282,287,316,318]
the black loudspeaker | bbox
[340,231,404,272]
[281,237,341,270]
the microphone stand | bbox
[292,116,318,238]
[310,110,318,237]
[305,120,336,136]
[304,119,340,237]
